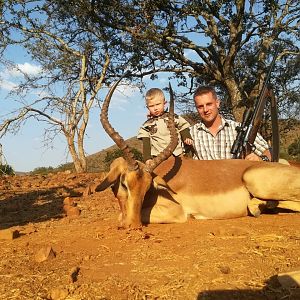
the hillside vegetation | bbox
[30,121,300,175]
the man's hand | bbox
[244,153,261,161]
[184,138,193,145]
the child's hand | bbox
[145,159,152,166]
[184,138,193,145]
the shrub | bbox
[31,166,54,175]
[288,138,300,160]
[0,164,15,175]
[103,147,143,170]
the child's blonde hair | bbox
[145,88,165,104]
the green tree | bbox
[0,164,14,175]
[0,1,134,173]
[31,166,55,175]
[104,148,143,170]
[64,0,300,120]
[288,138,300,159]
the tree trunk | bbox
[67,137,87,173]
[224,77,244,122]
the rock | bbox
[63,197,75,206]
[0,229,20,240]
[277,270,300,288]
[63,205,81,218]
[22,225,37,235]
[49,287,69,300]
[69,266,80,283]
[34,246,56,263]
[83,185,93,197]
[218,265,231,274]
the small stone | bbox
[22,225,37,235]
[83,185,92,196]
[64,205,81,218]
[49,287,69,300]
[219,265,231,274]
[34,246,56,263]
[63,197,75,206]
[69,266,80,283]
[0,229,20,240]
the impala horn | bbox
[100,71,139,171]
[145,82,179,173]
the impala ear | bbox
[152,175,176,194]
[94,164,123,192]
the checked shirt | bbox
[189,117,269,160]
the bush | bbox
[103,148,143,170]
[288,138,300,158]
[31,166,55,175]
[0,164,15,175]
[55,163,75,173]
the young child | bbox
[137,88,193,164]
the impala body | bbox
[93,74,300,228]
[94,155,300,227]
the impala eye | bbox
[120,174,127,189]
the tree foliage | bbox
[288,137,300,158]
[30,166,55,175]
[0,1,299,171]
[104,147,143,170]
[0,0,135,172]
[76,0,300,120]
[0,164,14,176]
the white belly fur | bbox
[178,186,250,219]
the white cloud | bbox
[0,62,42,92]
[0,79,17,91]
[109,84,141,107]
[0,62,41,79]
[8,62,42,77]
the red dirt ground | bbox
[0,171,300,300]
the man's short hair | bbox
[145,88,165,104]
[193,86,218,100]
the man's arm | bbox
[245,133,272,161]
[245,149,271,161]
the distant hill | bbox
[86,137,142,172]
[55,119,300,173]
[55,137,143,173]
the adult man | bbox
[189,86,271,161]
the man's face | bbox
[147,98,166,117]
[194,92,220,125]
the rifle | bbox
[230,47,280,160]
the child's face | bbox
[146,98,166,117]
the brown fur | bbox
[93,156,300,228]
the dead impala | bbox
[90,74,300,229]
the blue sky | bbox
[0,46,181,172]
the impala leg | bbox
[248,198,300,216]
[247,198,268,217]
[243,164,300,203]
[276,200,300,212]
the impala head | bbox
[98,73,178,228]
